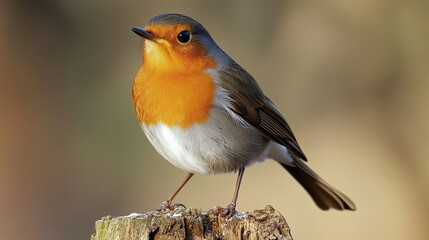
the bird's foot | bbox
[152,201,186,212]
[210,203,236,218]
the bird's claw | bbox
[153,201,186,212]
[210,203,236,218]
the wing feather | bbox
[219,61,307,161]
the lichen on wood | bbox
[91,205,292,240]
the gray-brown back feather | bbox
[219,61,307,160]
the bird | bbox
[131,13,355,216]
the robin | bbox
[131,13,355,216]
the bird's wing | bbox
[219,61,307,161]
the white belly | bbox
[141,109,269,174]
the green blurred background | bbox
[1,0,428,239]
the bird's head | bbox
[132,14,220,72]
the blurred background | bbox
[1,0,428,239]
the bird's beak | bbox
[132,27,159,41]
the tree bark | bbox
[91,205,292,240]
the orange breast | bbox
[132,54,216,129]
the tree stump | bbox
[91,205,292,240]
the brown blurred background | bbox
[1,0,428,239]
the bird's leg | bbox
[212,167,245,217]
[154,172,193,212]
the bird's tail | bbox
[280,159,356,211]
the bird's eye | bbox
[177,30,191,43]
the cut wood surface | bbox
[91,205,293,240]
